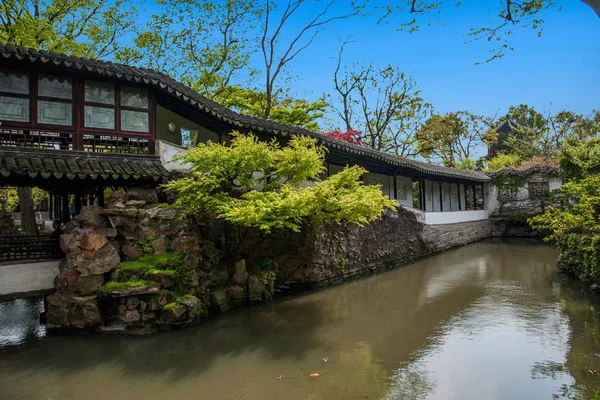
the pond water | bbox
[1,241,599,400]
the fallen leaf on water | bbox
[309,372,320,377]
[323,357,329,362]
[277,375,282,380]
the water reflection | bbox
[0,242,599,399]
[0,297,45,347]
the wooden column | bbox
[420,180,425,211]
[438,181,443,212]
[458,184,462,211]
[62,191,70,222]
[74,189,82,216]
[393,172,398,200]
[98,185,105,207]
[481,184,485,210]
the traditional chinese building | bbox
[0,43,490,230]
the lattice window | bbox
[499,187,518,202]
[0,128,73,150]
[528,181,549,200]
[82,134,150,154]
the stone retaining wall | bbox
[44,196,494,334]
[422,219,492,253]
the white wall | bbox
[431,181,441,212]
[396,176,413,207]
[156,139,190,172]
[450,183,460,211]
[364,172,393,199]
[441,182,451,211]
[0,261,60,298]
[424,180,433,211]
[424,210,488,225]
[155,105,220,146]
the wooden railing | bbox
[0,235,63,263]
[0,128,151,155]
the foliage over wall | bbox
[164,132,396,234]
[529,140,600,284]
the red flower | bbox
[323,130,363,145]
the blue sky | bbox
[257,0,599,121]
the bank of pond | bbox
[1,241,599,400]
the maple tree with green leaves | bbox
[164,132,396,234]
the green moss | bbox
[147,269,176,278]
[118,252,183,272]
[98,280,154,295]
[163,294,197,311]
[140,252,183,268]
[118,260,152,274]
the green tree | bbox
[328,41,428,156]
[483,153,522,172]
[416,111,487,167]
[129,0,260,103]
[484,104,547,156]
[164,132,396,236]
[222,88,328,131]
[258,0,364,120]
[377,1,599,63]
[529,139,600,284]
[485,106,599,161]
[0,0,136,59]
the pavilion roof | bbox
[0,148,169,184]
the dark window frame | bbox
[0,67,155,153]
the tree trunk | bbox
[17,187,38,235]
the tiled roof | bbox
[493,119,520,134]
[0,148,169,181]
[0,43,490,183]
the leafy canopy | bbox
[529,140,600,283]
[416,111,487,168]
[0,0,135,59]
[164,132,396,233]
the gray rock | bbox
[77,274,104,295]
[161,305,187,323]
[248,274,265,302]
[77,243,120,276]
[210,290,230,313]
[226,285,246,304]
[232,260,248,285]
